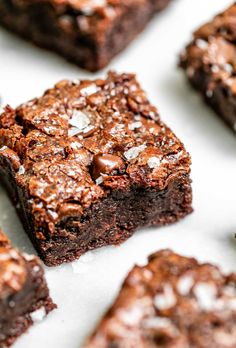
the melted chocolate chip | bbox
[92,154,125,179]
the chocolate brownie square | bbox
[84,249,236,347]
[0,230,56,347]
[0,0,173,71]
[0,72,192,266]
[180,3,236,132]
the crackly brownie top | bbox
[180,3,236,96]
[0,230,28,299]
[0,72,190,235]
[85,249,236,348]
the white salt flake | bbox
[33,265,41,273]
[211,65,220,73]
[18,165,25,175]
[143,317,172,329]
[96,176,104,185]
[147,157,161,169]
[154,284,177,310]
[119,307,143,326]
[128,121,142,131]
[194,282,217,311]
[30,307,46,323]
[80,84,98,96]
[69,110,90,131]
[196,39,208,50]
[68,127,83,137]
[206,90,213,98]
[48,210,58,220]
[71,141,82,150]
[224,63,234,74]
[83,124,94,134]
[22,253,36,262]
[177,275,194,296]
[124,144,146,161]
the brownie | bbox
[0,72,192,266]
[180,3,236,132]
[0,230,56,347]
[0,0,172,72]
[84,249,236,347]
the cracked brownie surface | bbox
[0,72,192,266]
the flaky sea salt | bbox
[154,284,177,310]
[96,176,104,185]
[80,84,98,96]
[143,317,172,329]
[18,165,25,175]
[196,39,208,50]
[68,127,82,137]
[124,144,146,161]
[48,210,58,220]
[128,121,142,131]
[30,307,46,322]
[22,253,36,262]
[147,157,161,169]
[177,275,194,296]
[71,141,82,150]
[206,90,213,98]
[69,110,90,130]
[194,282,217,311]
[224,63,234,74]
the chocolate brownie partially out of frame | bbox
[0,72,192,266]
[0,0,173,72]
[0,230,56,347]
[180,3,236,132]
[84,249,236,347]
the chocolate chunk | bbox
[92,154,125,179]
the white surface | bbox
[0,0,236,347]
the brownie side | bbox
[0,231,56,347]
[84,249,236,348]
[180,3,236,132]
[0,72,192,266]
[0,0,172,71]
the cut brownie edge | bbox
[0,162,192,266]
